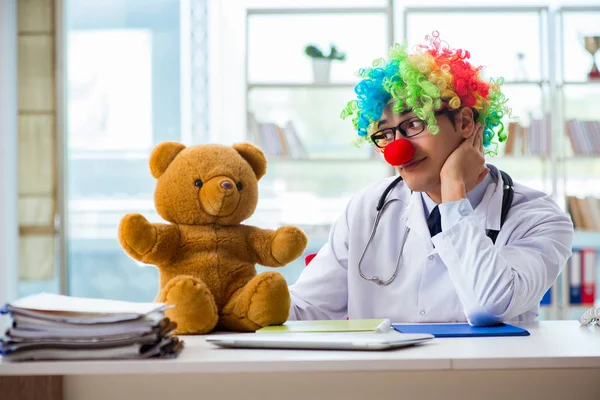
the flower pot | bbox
[312,58,331,84]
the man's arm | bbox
[433,197,573,325]
[287,202,352,321]
[436,122,573,324]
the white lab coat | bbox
[288,164,574,325]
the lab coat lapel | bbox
[471,167,504,232]
[403,191,434,253]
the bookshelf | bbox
[404,6,560,320]
[554,5,600,320]
[244,2,396,283]
[402,5,555,188]
[243,3,600,320]
[401,5,600,320]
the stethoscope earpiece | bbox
[579,307,600,326]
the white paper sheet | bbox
[8,293,165,315]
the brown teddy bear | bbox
[118,141,308,334]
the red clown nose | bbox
[383,138,415,166]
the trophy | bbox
[583,36,600,80]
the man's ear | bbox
[233,142,267,180]
[149,142,186,178]
[456,107,476,139]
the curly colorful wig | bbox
[341,31,511,156]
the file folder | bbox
[256,319,388,333]
[392,323,530,338]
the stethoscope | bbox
[357,138,515,286]
[357,175,408,286]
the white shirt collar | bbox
[421,166,494,217]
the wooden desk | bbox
[1,321,599,400]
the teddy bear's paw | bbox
[118,213,156,259]
[160,275,219,335]
[271,226,308,265]
[219,272,290,332]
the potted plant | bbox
[304,44,346,83]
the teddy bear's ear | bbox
[149,141,186,179]
[233,142,267,180]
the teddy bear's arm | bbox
[118,213,180,265]
[247,225,307,267]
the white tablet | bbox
[205,330,434,351]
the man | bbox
[287,32,573,325]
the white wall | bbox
[0,0,19,325]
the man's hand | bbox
[440,123,489,203]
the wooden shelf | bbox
[248,82,356,90]
[562,303,599,309]
[266,157,379,163]
[248,81,548,90]
[558,5,600,12]
[247,7,390,16]
[559,155,600,161]
[493,155,550,159]
[405,5,549,13]
[501,80,548,85]
[572,230,600,248]
[559,80,600,86]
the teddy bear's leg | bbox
[157,275,218,334]
[218,271,290,332]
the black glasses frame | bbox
[370,109,453,149]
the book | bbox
[570,250,582,305]
[581,248,597,305]
[256,319,391,333]
[0,293,183,361]
[540,288,552,305]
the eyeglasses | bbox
[370,110,451,149]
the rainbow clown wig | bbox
[341,31,511,156]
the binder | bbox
[540,288,552,305]
[569,250,582,305]
[581,248,597,305]
[392,323,530,338]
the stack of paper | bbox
[0,293,183,361]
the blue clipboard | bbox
[392,323,530,338]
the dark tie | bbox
[427,205,442,238]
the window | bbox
[63,0,209,301]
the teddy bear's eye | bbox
[194,179,203,188]
[236,182,243,191]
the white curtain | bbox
[18,0,57,281]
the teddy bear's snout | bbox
[198,176,241,217]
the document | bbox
[0,293,183,361]
[257,318,391,333]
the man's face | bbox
[375,108,465,193]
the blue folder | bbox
[392,323,530,338]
